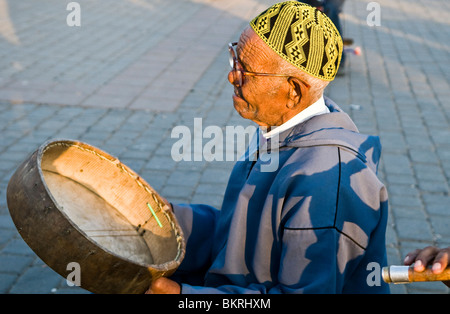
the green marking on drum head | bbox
[147,202,163,228]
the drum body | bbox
[7,139,185,294]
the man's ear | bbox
[286,77,310,109]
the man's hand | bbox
[404,246,450,287]
[145,277,181,294]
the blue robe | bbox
[172,97,390,293]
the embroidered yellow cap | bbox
[250,1,343,81]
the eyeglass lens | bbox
[228,45,243,86]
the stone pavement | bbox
[0,0,449,294]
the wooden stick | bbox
[382,265,450,284]
[408,266,450,282]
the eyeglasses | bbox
[228,42,290,87]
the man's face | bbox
[228,27,291,128]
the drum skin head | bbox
[6,139,185,294]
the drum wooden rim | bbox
[6,139,185,294]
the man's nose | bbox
[228,70,237,86]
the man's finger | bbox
[414,246,440,272]
[432,250,449,274]
[404,249,421,265]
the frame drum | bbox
[6,139,185,294]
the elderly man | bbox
[148,1,389,294]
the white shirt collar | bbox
[261,95,329,139]
[241,96,330,161]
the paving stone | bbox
[0,254,34,274]
[395,217,434,242]
[0,273,17,293]
[167,171,201,187]
[8,265,62,294]
[1,238,35,256]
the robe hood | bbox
[275,97,381,175]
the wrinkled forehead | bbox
[236,27,280,72]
